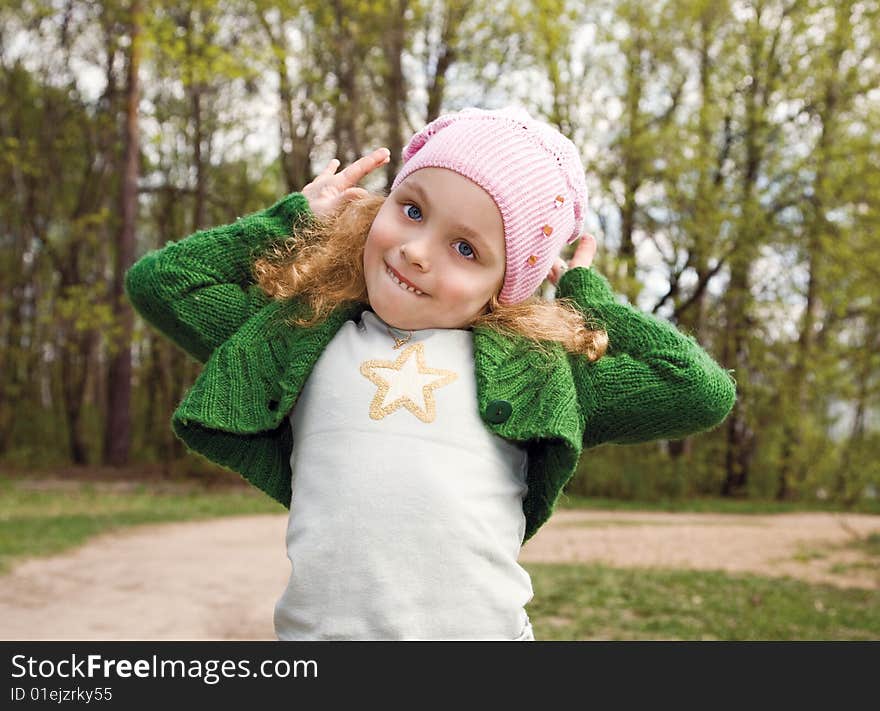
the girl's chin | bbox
[368,299,423,329]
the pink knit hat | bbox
[391,106,588,304]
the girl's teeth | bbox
[387,267,423,295]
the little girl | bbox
[125,107,736,641]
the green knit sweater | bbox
[125,192,736,542]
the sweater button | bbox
[485,399,512,424]
[267,399,279,411]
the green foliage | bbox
[568,437,728,501]
[2,0,878,503]
[1,416,71,469]
[558,494,880,515]
[526,562,880,640]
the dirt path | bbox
[0,510,877,640]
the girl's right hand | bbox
[301,147,391,220]
[547,233,598,286]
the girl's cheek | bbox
[372,224,397,251]
[446,274,478,301]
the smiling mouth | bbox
[385,264,426,296]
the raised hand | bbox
[547,233,598,286]
[301,147,391,220]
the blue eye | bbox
[453,240,476,259]
[403,203,422,221]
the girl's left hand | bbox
[547,233,597,286]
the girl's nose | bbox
[400,239,430,271]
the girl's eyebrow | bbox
[404,180,496,254]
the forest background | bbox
[1,0,878,507]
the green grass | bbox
[524,563,880,640]
[857,532,880,556]
[824,532,880,581]
[558,494,880,515]
[0,478,282,574]
[556,518,770,529]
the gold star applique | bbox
[359,342,458,423]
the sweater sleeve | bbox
[124,192,312,364]
[556,266,736,449]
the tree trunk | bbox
[721,250,753,497]
[425,1,466,123]
[256,10,314,193]
[0,269,26,455]
[836,311,878,499]
[383,1,407,190]
[158,339,177,476]
[60,328,94,465]
[721,3,784,498]
[618,27,644,303]
[330,0,361,162]
[145,335,175,478]
[183,8,208,230]
[777,6,847,498]
[721,193,760,496]
[278,51,300,192]
[666,12,717,464]
[103,0,141,467]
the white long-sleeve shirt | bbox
[273,309,534,640]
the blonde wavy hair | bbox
[252,194,608,361]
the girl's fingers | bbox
[547,257,567,286]
[337,147,391,187]
[570,233,597,268]
[320,158,341,176]
[340,186,369,203]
